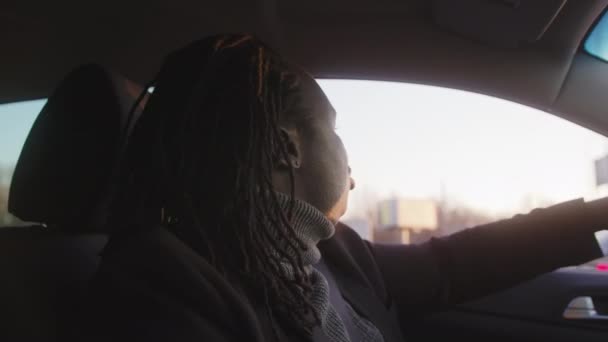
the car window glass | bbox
[2,83,607,269]
[318,79,608,269]
[0,100,45,226]
[585,9,608,63]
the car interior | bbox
[1,0,608,341]
[1,64,144,339]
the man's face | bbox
[277,75,355,224]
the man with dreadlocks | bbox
[80,34,608,342]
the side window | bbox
[318,80,608,260]
[585,9,608,63]
[0,100,45,227]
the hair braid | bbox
[113,34,323,339]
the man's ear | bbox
[277,127,302,169]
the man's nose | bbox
[348,166,356,190]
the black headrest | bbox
[8,64,145,231]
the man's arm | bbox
[370,198,606,317]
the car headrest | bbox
[8,64,146,232]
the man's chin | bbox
[325,208,347,225]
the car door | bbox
[405,267,608,341]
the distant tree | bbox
[0,164,12,185]
[0,183,10,225]
[0,166,22,226]
[438,205,496,236]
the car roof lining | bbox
[1,0,607,134]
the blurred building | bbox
[374,198,439,244]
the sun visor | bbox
[432,0,568,47]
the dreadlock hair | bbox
[110,34,321,339]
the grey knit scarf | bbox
[274,193,384,342]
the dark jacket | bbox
[81,199,604,341]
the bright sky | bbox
[585,10,608,62]
[1,81,608,218]
[0,100,43,185]
[317,80,608,219]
